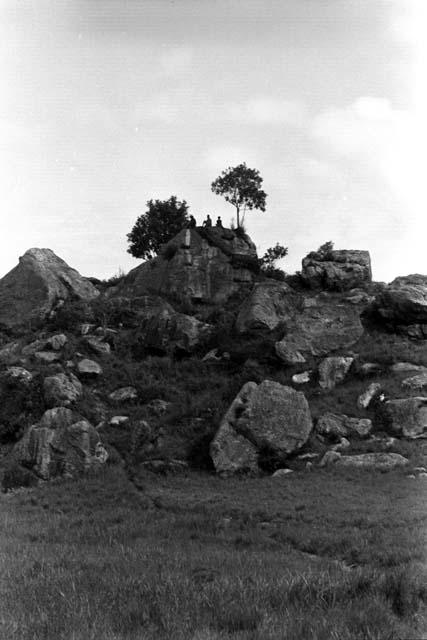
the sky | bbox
[0,0,425,282]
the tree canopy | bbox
[127,196,189,260]
[211,163,267,228]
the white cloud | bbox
[226,97,306,127]
[311,97,423,215]
[159,47,193,75]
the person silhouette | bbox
[203,214,212,228]
[188,215,197,228]
[216,216,223,228]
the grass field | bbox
[1,465,426,640]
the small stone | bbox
[275,341,306,365]
[272,468,294,478]
[292,371,310,384]
[108,386,138,403]
[332,437,350,451]
[145,399,171,415]
[318,357,353,390]
[402,373,427,390]
[357,383,382,410]
[4,367,33,385]
[85,336,111,356]
[80,323,95,336]
[297,452,318,460]
[320,450,342,467]
[77,358,102,377]
[46,334,68,350]
[34,351,61,364]
[109,416,129,427]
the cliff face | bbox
[114,227,258,304]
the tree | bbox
[259,243,288,280]
[211,163,267,228]
[127,196,189,260]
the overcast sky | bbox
[0,0,424,281]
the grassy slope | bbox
[0,466,426,640]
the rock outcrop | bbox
[210,380,312,474]
[43,372,83,408]
[11,407,107,481]
[236,282,364,356]
[318,357,353,390]
[301,249,372,291]
[320,451,408,471]
[114,227,258,304]
[0,248,99,329]
[375,275,427,337]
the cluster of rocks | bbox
[1,234,427,488]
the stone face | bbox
[115,227,258,304]
[321,451,409,471]
[383,397,427,438]
[390,362,427,374]
[77,358,102,377]
[12,408,107,481]
[109,415,129,427]
[108,386,138,403]
[236,281,294,332]
[316,412,372,440]
[318,357,353,390]
[209,382,260,475]
[0,341,21,364]
[210,380,313,474]
[357,383,382,409]
[43,372,83,408]
[301,249,372,291]
[236,284,364,356]
[140,311,212,354]
[0,248,99,329]
[376,275,427,326]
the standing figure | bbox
[203,214,212,228]
[216,216,223,228]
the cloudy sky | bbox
[0,0,424,281]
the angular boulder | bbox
[275,340,306,365]
[318,357,353,390]
[12,407,107,481]
[43,372,83,408]
[0,248,99,329]
[301,249,372,291]
[115,227,258,304]
[236,283,364,356]
[77,358,102,378]
[108,386,138,403]
[383,397,427,438]
[375,275,427,326]
[210,380,312,474]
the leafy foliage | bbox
[211,163,267,227]
[127,196,189,260]
[308,240,335,261]
[259,243,288,280]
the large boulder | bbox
[11,407,107,481]
[301,249,372,291]
[0,248,99,329]
[210,380,312,474]
[114,227,258,304]
[383,397,427,438]
[375,275,427,326]
[236,283,364,356]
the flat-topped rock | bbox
[114,227,258,304]
[376,274,427,326]
[0,248,99,329]
[301,249,372,291]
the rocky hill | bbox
[1,229,427,489]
